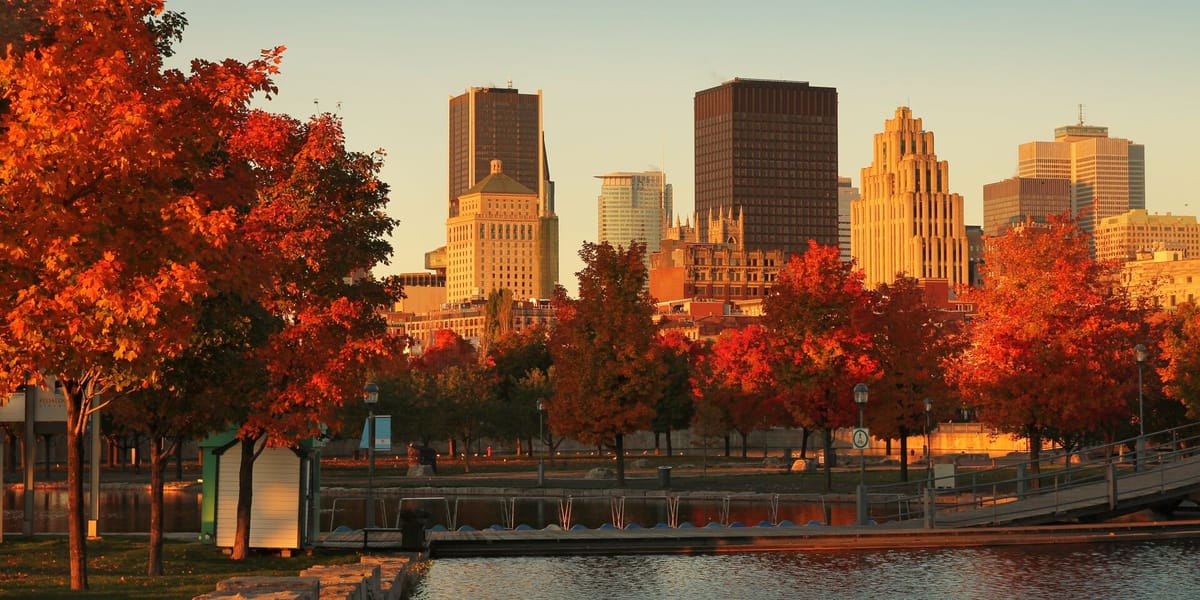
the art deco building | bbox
[449,85,558,291]
[1094,209,1200,263]
[1018,120,1145,235]
[851,107,969,290]
[981,177,1071,238]
[445,160,553,303]
[694,78,838,256]
[596,171,672,256]
[838,177,859,263]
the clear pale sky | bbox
[166,0,1200,293]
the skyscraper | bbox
[1018,119,1145,236]
[981,177,1071,237]
[694,78,838,256]
[851,107,969,290]
[838,177,859,263]
[448,85,558,293]
[445,160,552,303]
[596,171,672,256]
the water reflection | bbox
[410,540,1200,600]
[3,488,201,534]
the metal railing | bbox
[867,421,1200,528]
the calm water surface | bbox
[410,540,1200,600]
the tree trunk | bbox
[231,435,259,560]
[461,437,472,473]
[665,429,673,458]
[148,436,166,576]
[800,428,811,459]
[615,433,626,486]
[64,386,88,590]
[899,430,909,483]
[723,434,730,458]
[174,438,183,481]
[1028,426,1042,488]
[822,427,833,493]
[740,431,748,458]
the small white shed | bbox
[201,434,321,551]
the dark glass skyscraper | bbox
[448,86,546,218]
[694,78,838,256]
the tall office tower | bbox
[694,78,838,256]
[1018,118,1145,236]
[446,160,552,303]
[851,107,969,290]
[596,171,673,256]
[981,177,1071,237]
[449,85,558,294]
[838,177,859,263]
[966,225,985,288]
[1094,209,1200,263]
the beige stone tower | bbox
[446,160,550,303]
[851,107,969,289]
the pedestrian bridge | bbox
[870,422,1200,529]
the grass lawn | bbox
[0,537,360,599]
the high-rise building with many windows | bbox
[596,171,672,256]
[851,107,968,290]
[1018,120,1144,236]
[694,78,838,257]
[982,176,1071,238]
[838,177,859,263]
[448,85,557,294]
[445,160,553,303]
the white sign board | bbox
[851,428,870,450]
[0,388,67,423]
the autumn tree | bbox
[0,1,281,588]
[549,242,662,485]
[222,110,401,560]
[695,326,787,458]
[763,242,876,491]
[866,276,961,482]
[487,326,552,454]
[951,219,1144,476]
[1155,302,1200,423]
[651,331,697,457]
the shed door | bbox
[215,443,301,549]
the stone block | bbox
[584,467,614,480]
[215,576,320,598]
[300,564,381,600]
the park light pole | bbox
[364,381,379,528]
[924,397,933,489]
[1134,344,1148,472]
[537,400,546,486]
[854,383,869,525]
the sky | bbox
[166,0,1200,293]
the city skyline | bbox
[166,1,1200,292]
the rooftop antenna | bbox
[1078,103,1085,126]
[507,79,513,89]
[336,100,343,114]
[313,98,320,112]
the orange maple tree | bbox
[549,242,662,485]
[221,110,400,559]
[951,218,1144,474]
[0,1,281,588]
[762,241,877,490]
[866,276,961,481]
[695,325,788,458]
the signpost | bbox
[852,428,870,451]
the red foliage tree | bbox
[695,325,787,457]
[763,242,876,490]
[651,331,699,457]
[549,242,662,485]
[866,276,961,481]
[0,2,280,587]
[951,219,1143,476]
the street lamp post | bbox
[364,382,379,529]
[1134,344,1148,472]
[853,383,869,525]
[537,400,546,486]
[924,397,933,489]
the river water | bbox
[409,540,1200,599]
